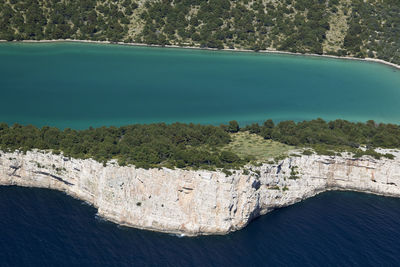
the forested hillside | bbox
[0,0,399,64]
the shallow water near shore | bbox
[1,42,400,128]
[1,186,400,266]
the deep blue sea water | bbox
[1,43,400,128]
[1,187,400,266]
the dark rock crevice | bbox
[33,171,74,186]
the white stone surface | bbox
[1,149,399,236]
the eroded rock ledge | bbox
[1,149,399,236]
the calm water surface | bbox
[1,187,400,266]
[0,43,400,128]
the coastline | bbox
[1,38,400,236]
[1,39,399,70]
[1,149,400,236]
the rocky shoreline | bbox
[1,149,400,236]
[1,39,400,70]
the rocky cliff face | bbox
[1,149,399,236]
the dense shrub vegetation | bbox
[0,122,245,170]
[1,119,399,170]
[343,0,400,63]
[0,0,399,64]
[243,118,400,158]
[243,118,400,148]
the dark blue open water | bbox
[1,186,400,266]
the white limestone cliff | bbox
[1,149,399,236]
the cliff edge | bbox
[1,149,399,236]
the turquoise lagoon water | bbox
[0,42,400,129]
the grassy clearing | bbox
[323,0,352,53]
[224,131,294,162]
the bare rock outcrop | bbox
[1,149,399,236]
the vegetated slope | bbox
[0,0,399,64]
[0,119,399,171]
[243,119,400,159]
[0,122,247,170]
